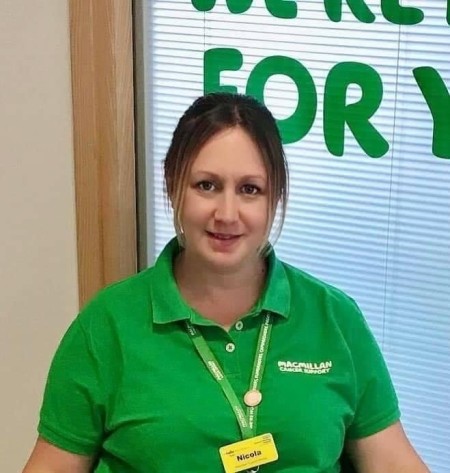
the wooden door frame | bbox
[69,0,137,307]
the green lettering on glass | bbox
[227,0,253,14]
[324,0,375,23]
[192,0,252,14]
[203,48,243,94]
[266,0,297,19]
[381,0,423,25]
[246,56,317,145]
[191,0,215,12]
[324,62,388,158]
[414,67,450,159]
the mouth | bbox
[206,231,241,241]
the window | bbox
[134,2,450,471]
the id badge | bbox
[219,433,278,473]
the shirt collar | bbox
[259,246,291,319]
[150,238,291,325]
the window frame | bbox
[69,0,137,306]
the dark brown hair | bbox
[164,92,289,246]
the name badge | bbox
[219,433,278,473]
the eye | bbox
[196,180,216,192]
[241,184,260,195]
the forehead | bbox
[190,127,267,178]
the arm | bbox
[30,311,107,472]
[346,421,430,473]
[23,437,94,473]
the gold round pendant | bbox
[244,389,262,407]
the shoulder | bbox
[76,267,156,332]
[276,258,372,344]
[94,267,154,306]
[281,260,360,314]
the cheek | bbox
[180,194,212,225]
[243,201,269,230]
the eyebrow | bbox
[192,171,267,181]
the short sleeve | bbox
[38,304,105,455]
[345,301,401,439]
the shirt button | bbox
[235,321,244,331]
[226,343,236,353]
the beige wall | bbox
[0,1,78,470]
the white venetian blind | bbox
[136,1,450,471]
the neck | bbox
[174,251,266,326]
[176,250,265,290]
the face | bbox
[178,126,269,274]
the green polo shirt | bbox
[38,238,399,472]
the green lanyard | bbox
[185,313,273,440]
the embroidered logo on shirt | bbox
[277,360,332,374]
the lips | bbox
[206,231,240,240]
[205,231,243,253]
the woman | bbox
[23,93,429,472]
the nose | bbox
[214,190,239,224]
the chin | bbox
[204,246,260,273]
